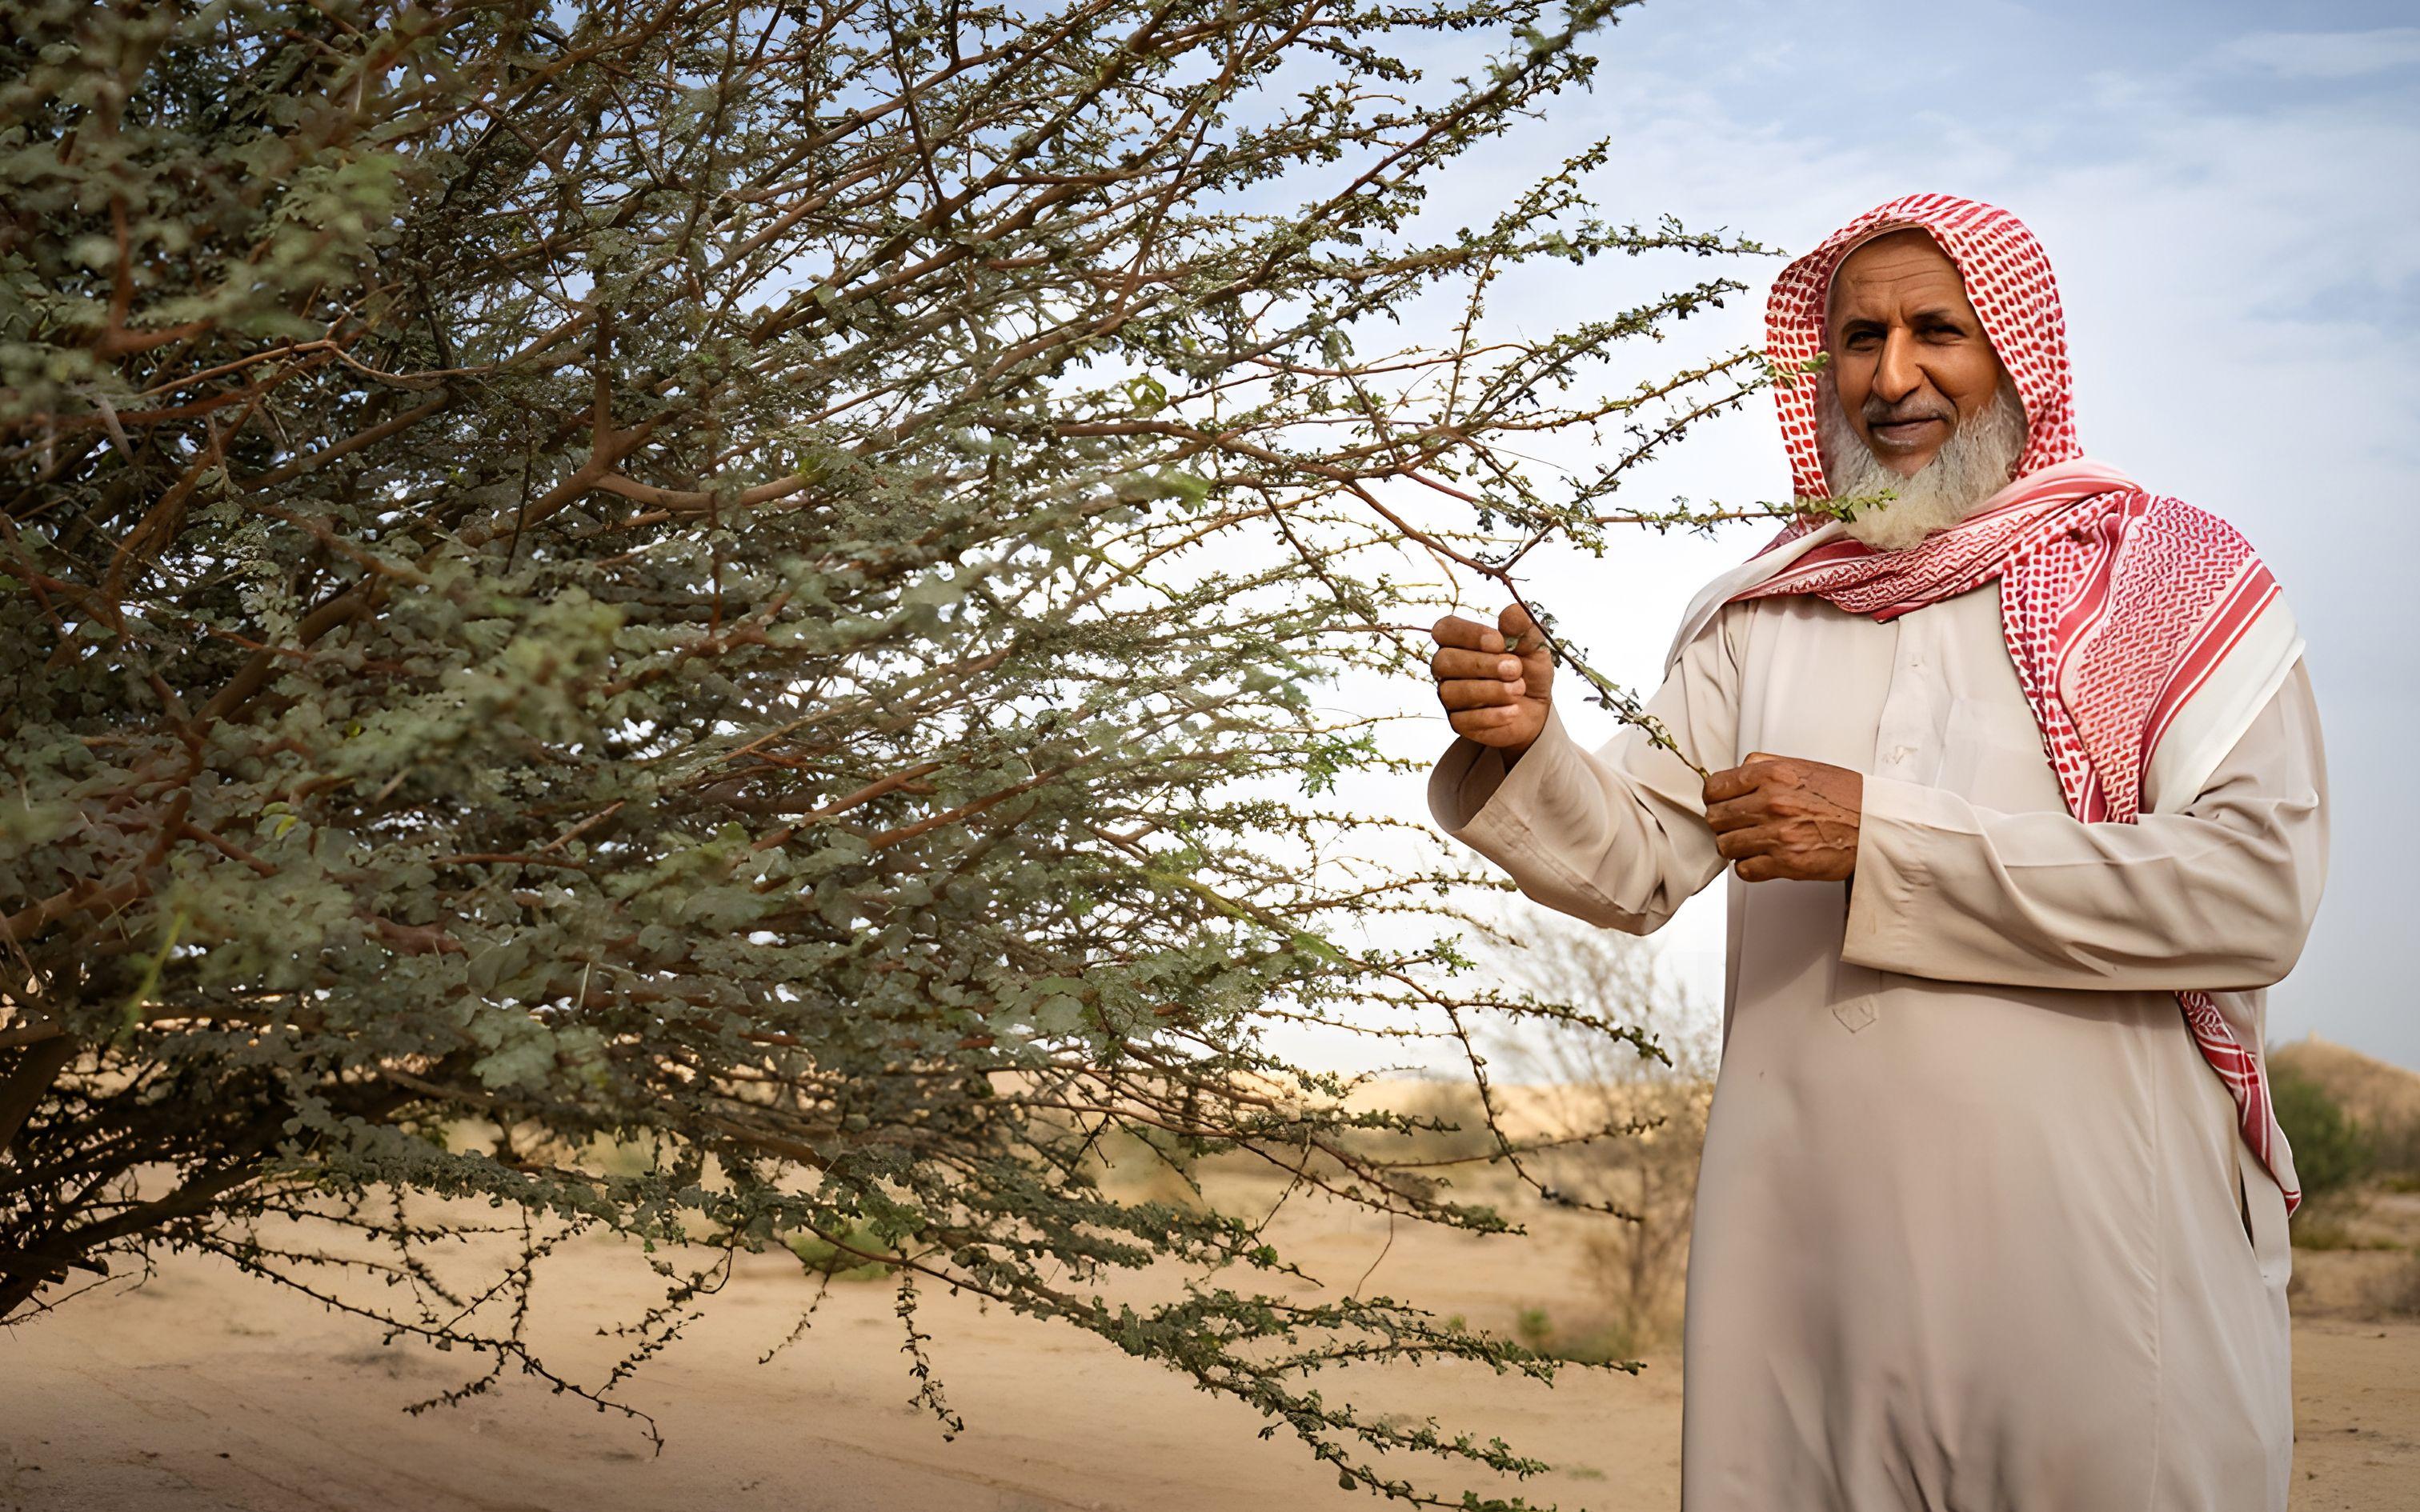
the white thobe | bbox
[1427,580,2329,1511]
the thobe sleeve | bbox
[1841,657,2329,992]
[1424,606,1741,934]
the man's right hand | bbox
[1428,604,1554,759]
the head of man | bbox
[1817,226,2028,550]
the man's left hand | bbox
[1702,751,1864,882]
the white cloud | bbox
[1320,5,2420,1070]
[2209,27,2420,80]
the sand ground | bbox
[4,1160,2416,1512]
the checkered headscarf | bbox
[1766,191,2080,501]
[1669,194,2311,1212]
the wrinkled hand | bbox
[1702,751,1864,882]
[1427,603,1554,755]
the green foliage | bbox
[0,2,1769,1503]
[2273,1063,2374,1206]
[2367,1111,2420,1190]
[1512,1302,1641,1366]
[785,1223,893,1282]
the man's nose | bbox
[1873,327,1923,402]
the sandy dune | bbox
[5,1151,2416,1512]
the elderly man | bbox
[1424,194,2327,1510]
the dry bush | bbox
[2367,1114,2420,1192]
[2369,1251,2420,1318]
[1482,902,1715,1351]
[2270,1037,2420,1191]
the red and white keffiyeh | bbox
[1665,193,2310,1212]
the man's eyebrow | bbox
[1831,305,1973,334]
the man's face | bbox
[1824,229,2011,478]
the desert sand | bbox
[5,1064,2417,1511]
[5,1185,2415,1510]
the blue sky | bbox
[1302,3,2420,1071]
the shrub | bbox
[2366,1112,2420,1190]
[1487,904,1714,1349]
[0,1,1771,1503]
[2273,1062,2373,1206]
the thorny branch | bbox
[1,3,1788,1505]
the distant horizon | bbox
[1361,1028,2420,1083]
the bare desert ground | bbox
[5,1058,2417,1512]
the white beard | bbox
[1816,374,2028,551]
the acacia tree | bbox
[0,1,1777,1502]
